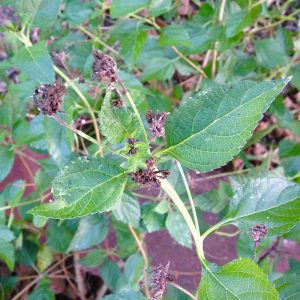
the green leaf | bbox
[225,177,300,235]
[29,157,127,219]
[47,219,78,252]
[43,114,74,167]
[274,274,300,300]
[64,0,94,26]
[198,258,279,299]
[163,79,290,172]
[15,0,60,29]
[27,282,55,300]
[0,146,14,182]
[13,42,55,84]
[0,226,15,242]
[270,96,300,136]
[113,194,141,228]
[102,290,146,300]
[0,180,26,207]
[255,38,289,69]
[124,254,144,288]
[67,215,108,252]
[111,20,147,68]
[226,5,261,38]
[279,140,300,177]
[166,210,192,248]
[194,181,233,213]
[289,63,300,90]
[37,246,53,272]
[100,260,125,292]
[154,200,169,214]
[79,249,106,268]
[110,0,150,18]
[99,87,140,144]
[160,24,192,47]
[141,57,176,81]
[0,238,15,271]
[149,0,172,17]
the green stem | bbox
[176,162,200,235]
[78,26,118,55]
[160,179,204,260]
[51,115,101,147]
[200,220,230,241]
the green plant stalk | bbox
[160,179,204,260]
[176,161,200,235]
[117,77,205,260]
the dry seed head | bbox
[33,81,67,116]
[145,111,168,140]
[91,50,117,83]
[251,224,268,244]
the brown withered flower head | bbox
[0,5,21,29]
[145,111,168,140]
[131,158,170,188]
[149,262,175,300]
[33,81,67,116]
[91,50,117,83]
[251,224,268,244]
[128,138,138,155]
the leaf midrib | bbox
[163,85,280,154]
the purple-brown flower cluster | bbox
[91,50,117,83]
[150,262,175,300]
[33,81,67,116]
[131,159,170,188]
[145,111,168,140]
[251,224,268,244]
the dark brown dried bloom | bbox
[112,98,124,107]
[145,111,168,140]
[91,50,117,83]
[30,27,40,44]
[0,5,21,29]
[251,224,268,244]
[6,67,19,84]
[127,138,138,155]
[33,81,67,116]
[150,262,174,300]
[131,159,170,188]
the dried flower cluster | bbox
[150,262,174,300]
[128,138,138,155]
[251,224,268,260]
[251,224,268,244]
[131,159,170,188]
[0,5,21,29]
[91,50,117,83]
[33,81,67,116]
[145,111,168,140]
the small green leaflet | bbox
[224,177,300,235]
[99,87,140,144]
[198,258,279,299]
[163,79,290,172]
[29,157,127,219]
[110,0,150,18]
[274,273,300,300]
